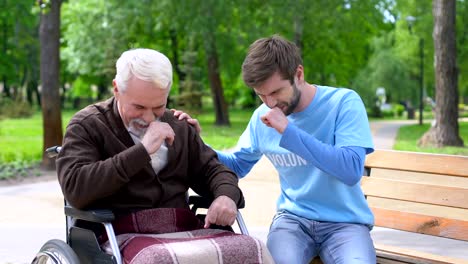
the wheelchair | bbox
[31,146,249,264]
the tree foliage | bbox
[0,1,40,101]
[354,33,415,107]
[0,0,467,149]
[456,0,468,99]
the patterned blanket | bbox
[100,208,274,264]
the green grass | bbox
[0,111,75,163]
[394,122,468,155]
[0,112,43,162]
[194,108,253,150]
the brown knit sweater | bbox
[56,97,244,212]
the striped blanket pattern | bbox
[100,208,274,264]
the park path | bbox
[369,119,417,149]
[0,120,417,264]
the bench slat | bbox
[377,258,414,264]
[370,207,468,241]
[365,150,468,177]
[375,243,468,264]
[376,258,412,264]
[362,177,468,209]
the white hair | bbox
[114,48,173,92]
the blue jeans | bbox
[267,211,376,264]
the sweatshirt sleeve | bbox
[280,124,366,186]
[215,117,263,178]
[216,150,259,178]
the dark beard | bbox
[284,83,301,115]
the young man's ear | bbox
[295,65,304,82]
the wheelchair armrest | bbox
[45,145,62,158]
[188,195,245,210]
[188,195,212,209]
[65,205,115,223]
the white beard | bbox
[127,118,168,174]
[128,118,149,139]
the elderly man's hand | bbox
[141,121,175,154]
[204,195,237,228]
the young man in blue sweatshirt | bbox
[175,35,376,264]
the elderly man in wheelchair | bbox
[32,48,272,264]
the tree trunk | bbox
[293,2,303,54]
[205,39,230,126]
[2,17,11,98]
[26,79,38,105]
[169,28,186,94]
[2,77,9,97]
[40,0,63,169]
[199,1,229,126]
[419,0,463,147]
[200,9,229,127]
[97,78,108,101]
[27,21,40,107]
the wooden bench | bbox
[362,149,468,264]
[311,149,468,264]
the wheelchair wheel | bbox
[31,239,79,264]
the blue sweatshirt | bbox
[217,85,375,226]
